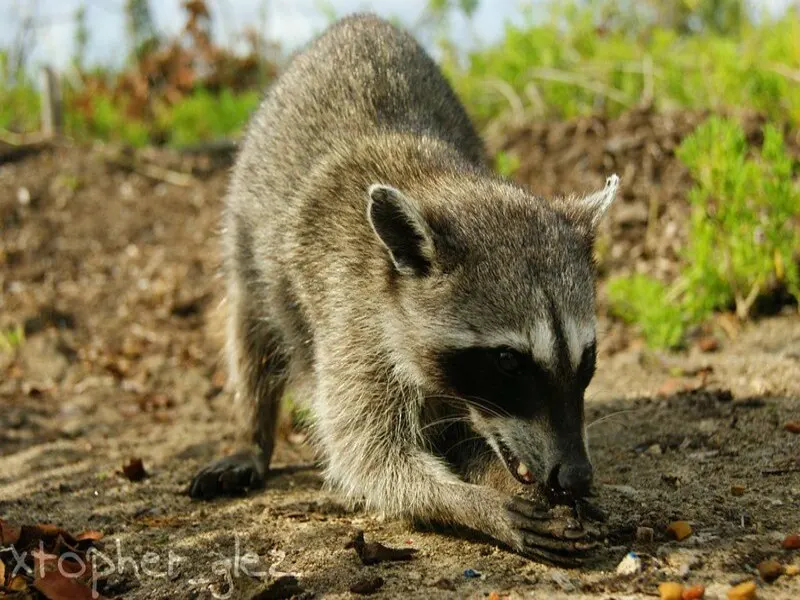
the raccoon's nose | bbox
[550,462,593,498]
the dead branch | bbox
[104,152,198,187]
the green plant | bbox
[678,117,800,317]
[443,1,800,128]
[608,117,800,348]
[607,275,687,348]
[0,51,40,133]
[66,94,150,147]
[157,88,260,147]
[0,324,25,353]
[495,150,520,178]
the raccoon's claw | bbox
[504,496,602,567]
[575,497,607,523]
[188,451,266,500]
[517,525,600,567]
[518,538,595,568]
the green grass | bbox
[63,87,260,148]
[607,276,687,349]
[494,150,521,177]
[2,62,260,148]
[0,324,25,353]
[4,1,799,145]
[0,52,40,133]
[157,88,260,147]
[65,94,151,147]
[608,117,800,348]
[444,3,800,127]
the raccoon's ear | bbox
[367,184,434,276]
[578,174,619,230]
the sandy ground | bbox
[1,140,799,599]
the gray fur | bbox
[191,14,617,562]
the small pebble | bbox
[463,568,481,579]
[678,563,691,579]
[784,565,799,576]
[646,443,663,455]
[730,485,746,497]
[636,526,655,543]
[17,187,31,205]
[488,593,500,600]
[756,559,783,583]
[682,584,705,599]
[726,580,756,600]
[658,582,683,600]
[697,336,719,352]
[349,577,384,595]
[550,572,576,593]
[667,521,693,541]
[616,552,642,576]
[782,534,800,550]
[784,421,800,434]
[433,578,456,590]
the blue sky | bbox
[2,0,525,71]
[1,0,794,72]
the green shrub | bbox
[495,150,520,177]
[444,2,800,127]
[0,324,25,353]
[63,89,151,147]
[608,117,800,348]
[61,87,259,147]
[678,117,800,316]
[607,275,686,348]
[0,52,40,133]
[157,88,260,147]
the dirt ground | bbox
[1,116,799,599]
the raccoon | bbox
[189,13,618,565]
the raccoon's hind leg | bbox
[189,293,289,500]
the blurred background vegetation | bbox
[4,0,799,147]
[1,0,799,349]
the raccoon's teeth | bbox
[517,462,530,479]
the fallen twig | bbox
[104,153,197,187]
[0,130,53,146]
[761,466,800,476]
[0,130,55,165]
[526,67,632,106]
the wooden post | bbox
[39,65,63,137]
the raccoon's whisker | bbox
[420,416,471,432]
[425,394,510,420]
[462,395,512,419]
[586,408,640,430]
[445,434,486,454]
[429,392,513,419]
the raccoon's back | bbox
[225,14,486,327]
[230,14,484,213]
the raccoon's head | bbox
[366,174,619,500]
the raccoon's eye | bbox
[495,348,525,376]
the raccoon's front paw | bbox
[503,496,601,567]
[188,451,267,500]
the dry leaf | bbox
[34,568,103,600]
[0,519,21,545]
[76,530,104,541]
[8,576,28,591]
[345,530,418,565]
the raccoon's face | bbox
[367,175,619,499]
